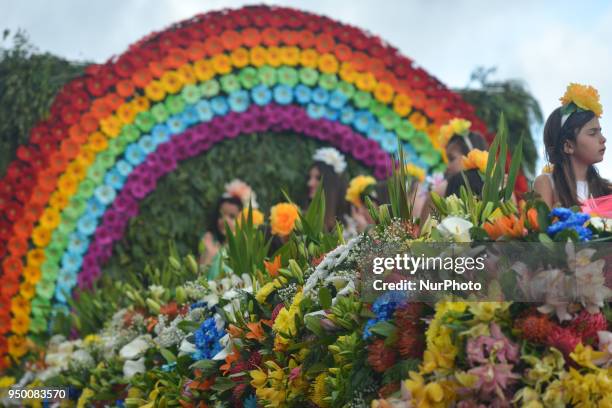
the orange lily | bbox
[227,324,244,338]
[220,347,240,375]
[483,214,526,240]
[264,256,282,277]
[246,321,266,341]
[526,208,539,231]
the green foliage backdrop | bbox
[103,132,370,280]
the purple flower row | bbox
[78,103,393,288]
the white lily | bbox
[123,357,146,379]
[119,335,151,360]
[437,216,473,242]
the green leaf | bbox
[319,287,332,310]
[160,348,177,364]
[369,321,397,338]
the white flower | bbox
[71,350,94,368]
[223,179,258,208]
[119,335,151,360]
[312,147,347,174]
[589,217,612,232]
[594,331,612,367]
[437,216,473,242]
[123,357,146,379]
[178,338,196,355]
[148,285,165,299]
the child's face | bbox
[307,166,321,199]
[445,141,464,177]
[217,202,241,236]
[570,117,606,165]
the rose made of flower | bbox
[346,175,376,207]
[270,202,300,237]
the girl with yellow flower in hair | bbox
[344,175,389,237]
[534,83,610,208]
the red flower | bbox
[367,339,397,372]
[315,33,335,54]
[569,309,608,346]
[514,312,556,345]
[397,331,425,359]
[262,27,281,46]
[114,56,134,78]
[547,326,582,356]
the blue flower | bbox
[192,317,224,361]
[152,124,170,145]
[161,362,177,372]
[61,252,83,274]
[380,132,400,154]
[138,135,156,154]
[67,232,89,255]
[94,185,116,205]
[77,214,98,236]
[353,111,374,133]
[55,268,77,303]
[195,100,214,122]
[211,96,229,115]
[546,207,592,241]
[329,89,349,110]
[340,106,356,125]
[324,107,339,121]
[167,115,186,134]
[306,103,326,119]
[228,90,251,112]
[86,197,107,218]
[273,84,293,105]
[190,301,207,310]
[104,168,126,190]
[363,292,407,340]
[181,105,200,126]
[312,87,329,105]
[244,395,257,408]
[367,122,386,142]
[294,84,312,105]
[251,84,272,106]
[116,160,133,177]
[125,144,146,166]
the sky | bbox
[2,0,612,182]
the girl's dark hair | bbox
[544,107,611,207]
[208,196,243,243]
[309,162,350,231]
[445,169,484,198]
[447,132,488,155]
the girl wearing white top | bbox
[534,84,610,208]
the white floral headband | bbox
[312,147,347,174]
[223,179,259,208]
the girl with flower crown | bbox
[534,83,610,208]
[199,179,259,279]
[306,147,350,231]
[344,175,389,237]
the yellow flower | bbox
[405,371,454,408]
[560,83,603,117]
[160,71,184,94]
[237,208,264,227]
[250,46,268,67]
[355,72,377,92]
[280,46,300,66]
[32,226,52,248]
[84,334,101,346]
[374,82,395,104]
[273,290,304,351]
[422,327,457,373]
[542,163,554,174]
[570,343,606,370]
[255,279,284,304]
[345,175,376,208]
[8,335,29,358]
[439,118,471,147]
[100,115,122,138]
[339,62,358,84]
[177,64,196,85]
[462,149,489,173]
[404,164,426,182]
[230,47,250,68]
[250,368,268,389]
[0,376,15,388]
[11,295,31,316]
[26,248,46,268]
[77,388,94,408]
[310,373,329,407]
[11,314,30,335]
[318,53,339,74]
[270,203,300,237]
[144,80,166,101]
[57,174,78,196]
[20,282,36,300]
[393,93,413,117]
[425,300,468,345]
[194,60,215,81]
[300,49,319,68]
[468,301,510,322]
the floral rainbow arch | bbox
[0,5,525,365]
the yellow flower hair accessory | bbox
[461,149,489,173]
[346,175,376,207]
[559,83,603,126]
[404,163,426,182]
[439,118,472,148]
[542,163,554,174]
